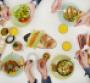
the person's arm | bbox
[76,10,90,26]
[42,76,52,83]
[84,67,90,78]
[37,59,52,83]
[51,0,62,13]
[24,61,37,83]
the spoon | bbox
[57,9,66,12]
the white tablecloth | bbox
[0,0,90,83]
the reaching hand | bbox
[76,11,90,26]
[51,0,62,13]
[37,59,48,80]
[29,2,36,21]
[76,51,89,68]
[24,60,35,83]
[86,34,90,46]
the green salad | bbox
[14,4,31,23]
[63,6,81,22]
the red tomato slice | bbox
[19,18,30,23]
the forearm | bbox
[84,67,90,78]
[42,76,52,83]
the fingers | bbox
[24,60,33,70]
[37,59,41,70]
[76,52,84,67]
[51,0,62,13]
[38,59,45,68]
[77,34,90,49]
[75,17,84,26]
[79,51,84,57]
[78,34,86,49]
[76,51,84,61]
[83,51,88,59]
[79,51,88,61]
[86,34,90,46]
[76,50,80,55]
[37,59,46,71]
[75,11,90,26]
[75,12,86,26]
[76,50,81,60]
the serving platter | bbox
[2,53,24,77]
[50,55,74,79]
[57,3,84,26]
[11,3,31,26]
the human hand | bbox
[76,11,90,26]
[29,2,36,21]
[86,34,90,46]
[1,5,9,21]
[76,50,89,68]
[37,59,48,80]
[51,0,62,13]
[0,3,10,26]
[77,34,86,49]
[24,60,35,83]
[77,34,90,49]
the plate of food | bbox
[2,53,24,77]
[24,30,57,49]
[57,3,84,26]
[50,55,74,79]
[11,4,31,26]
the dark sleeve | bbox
[42,76,52,83]
[0,0,3,3]
[35,0,41,5]
[84,67,90,78]
[0,0,5,4]
[28,79,37,83]
[0,0,4,2]
[32,0,42,7]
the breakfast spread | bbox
[0,1,89,83]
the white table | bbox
[0,0,90,83]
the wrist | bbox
[83,64,89,68]
[28,71,35,83]
[42,74,48,80]
[28,77,36,83]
